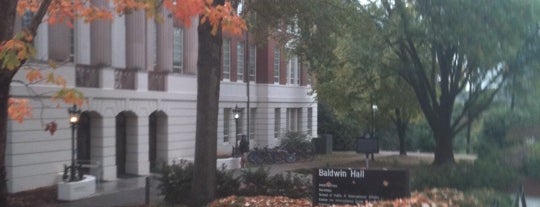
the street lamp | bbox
[370,104,378,161]
[68,104,81,182]
[233,105,241,157]
[370,104,378,136]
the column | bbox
[100,68,115,89]
[146,18,157,70]
[111,14,126,68]
[157,10,173,71]
[136,71,148,91]
[183,17,199,74]
[312,103,319,137]
[75,19,91,65]
[125,116,149,175]
[94,117,117,181]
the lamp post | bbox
[233,105,241,157]
[370,104,378,161]
[68,104,81,182]
[370,104,378,137]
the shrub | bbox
[524,142,540,178]
[412,160,518,192]
[216,165,241,198]
[159,160,194,204]
[239,167,312,198]
[159,160,241,205]
[280,131,315,159]
[240,167,272,196]
[267,172,312,198]
[280,132,312,150]
[160,163,313,205]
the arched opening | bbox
[116,111,137,177]
[149,111,168,173]
[76,111,102,178]
[77,112,91,174]
[116,112,126,176]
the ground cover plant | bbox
[209,188,493,207]
[159,161,311,206]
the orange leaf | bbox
[26,69,43,83]
[8,98,32,123]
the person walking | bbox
[239,134,250,168]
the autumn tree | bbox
[0,1,244,206]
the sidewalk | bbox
[55,176,162,207]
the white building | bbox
[7,10,317,193]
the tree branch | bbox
[27,0,53,37]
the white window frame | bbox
[222,38,231,80]
[287,55,299,85]
[173,26,184,73]
[273,47,280,84]
[249,108,256,139]
[248,45,257,82]
[307,107,313,135]
[286,108,302,132]
[22,10,34,28]
[274,108,281,138]
[223,108,231,142]
[237,41,245,82]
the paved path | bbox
[55,176,161,207]
[526,196,540,207]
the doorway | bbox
[77,112,91,174]
[116,112,127,176]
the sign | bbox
[313,168,410,206]
[356,137,379,153]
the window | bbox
[248,45,256,82]
[274,108,281,138]
[249,108,256,139]
[70,27,75,62]
[173,27,184,73]
[273,47,280,83]
[222,39,231,80]
[223,108,231,142]
[22,10,34,28]
[237,109,243,136]
[286,108,302,132]
[307,108,313,135]
[287,56,299,85]
[237,42,244,82]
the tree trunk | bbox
[0,1,19,205]
[433,125,455,165]
[397,124,406,156]
[189,1,224,206]
[0,70,16,207]
[394,108,407,156]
